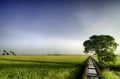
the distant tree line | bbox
[2,50,16,56]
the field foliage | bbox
[93,55,120,79]
[0,55,88,79]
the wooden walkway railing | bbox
[82,56,104,79]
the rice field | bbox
[0,55,88,79]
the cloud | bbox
[1,1,120,54]
[75,3,120,36]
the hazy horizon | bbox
[0,0,120,55]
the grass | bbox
[93,55,120,79]
[0,55,87,64]
[0,55,88,79]
[102,70,120,79]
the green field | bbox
[102,56,120,79]
[0,56,88,79]
[93,56,120,79]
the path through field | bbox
[82,57,104,79]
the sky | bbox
[0,0,120,54]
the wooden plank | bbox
[82,56,104,79]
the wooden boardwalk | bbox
[82,57,104,79]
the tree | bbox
[2,50,7,55]
[83,35,118,64]
[10,51,13,54]
[12,52,16,56]
[6,52,10,55]
[2,50,16,56]
[10,50,16,56]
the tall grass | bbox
[0,64,79,79]
[102,70,120,79]
[93,56,120,79]
[0,56,88,79]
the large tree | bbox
[83,35,118,64]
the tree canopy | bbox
[83,35,118,64]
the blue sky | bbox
[0,0,120,54]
